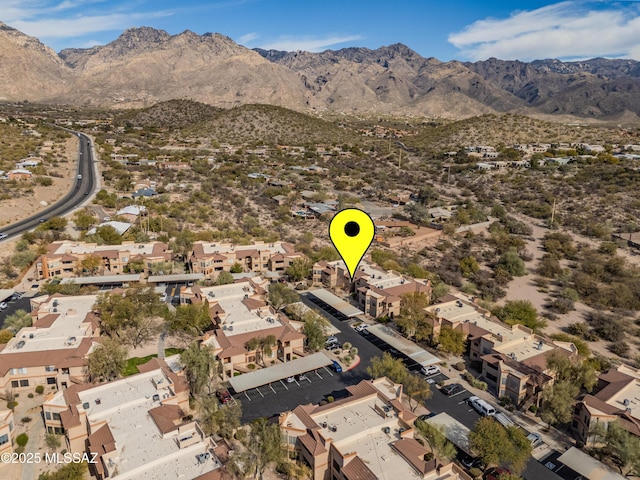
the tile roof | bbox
[148,404,185,434]
[391,437,434,475]
[341,455,378,480]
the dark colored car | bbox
[417,412,437,422]
[459,452,485,470]
[216,389,232,404]
[441,383,464,396]
[485,467,511,480]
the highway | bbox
[0,131,97,240]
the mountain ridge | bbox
[2,23,640,120]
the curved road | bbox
[0,131,97,240]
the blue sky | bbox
[3,0,640,61]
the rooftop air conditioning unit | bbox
[228,326,233,331]
[52,300,58,307]
[82,402,90,410]
[624,399,630,407]
[382,426,391,434]
[52,308,57,313]
[152,394,160,402]
[29,334,34,339]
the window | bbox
[53,427,64,435]
[47,377,56,385]
[9,421,13,432]
[0,434,8,445]
[10,368,27,375]
[45,412,51,420]
[52,413,61,421]
[45,365,56,372]
[11,381,19,388]
[19,379,29,387]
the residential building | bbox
[7,169,33,180]
[0,294,100,392]
[425,295,576,407]
[279,377,472,480]
[15,157,42,169]
[313,260,432,319]
[189,241,302,279]
[181,277,305,379]
[42,358,221,480]
[0,410,15,454]
[115,205,146,223]
[572,365,640,443]
[36,240,172,280]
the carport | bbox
[60,274,142,286]
[556,447,626,480]
[367,324,440,367]
[228,352,334,393]
[307,289,363,320]
[147,273,204,283]
[0,289,14,302]
[425,413,472,454]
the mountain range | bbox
[2,21,640,120]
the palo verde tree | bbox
[87,338,127,382]
[395,291,431,341]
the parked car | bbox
[295,374,308,382]
[331,360,343,373]
[326,343,341,351]
[441,383,464,396]
[421,365,440,376]
[458,452,485,470]
[527,432,543,447]
[216,389,232,404]
[485,467,512,480]
[326,335,338,344]
[0,233,7,240]
[286,376,295,383]
[160,292,168,302]
[0,302,7,310]
[417,412,437,422]
[355,324,369,333]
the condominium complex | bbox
[0,409,15,454]
[313,260,432,319]
[36,240,172,280]
[572,364,640,443]
[279,377,471,480]
[0,294,100,392]
[189,241,303,279]
[42,358,221,480]
[425,295,577,407]
[181,277,305,379]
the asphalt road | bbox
[0,296,33,330]
[0,131,96,240]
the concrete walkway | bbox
[21,411,44,480]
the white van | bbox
[468,396,496,416]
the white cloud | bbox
[259,34,363,52]
[237,32,258,45]
[448,1,640,61]
[12,10,174,39]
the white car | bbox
[355,324,369,332]
[421,365,440,376]
[0,302,7,310]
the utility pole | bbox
[550,198,556,229]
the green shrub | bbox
[21,417,31,423]
[16,433,28,447]
[453,361,465,371]
[327,396,334,403]
[27,393,34,398]
[35,385,44,394]
[7,401,17,409]
[247,363,256,370]
[529,404,538,413]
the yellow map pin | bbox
[329,208,375,281]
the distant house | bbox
[132,187,157,198]
[87,221,132,236]
[15,157,42,169]
[115,205,146,223]
[271,195,288,205]
[7,169,33,181]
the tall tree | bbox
[79,254,102,275]
[403,373,433,412]
[414,419,456,462]
[87,338,127,382]
[603,421,640,477]
[4,309,32,333]
[470,417,531,473]
[268,283,300,311]
[180,342,218,396]
[167,302,212,343]
[215,271,234,285]
[238,418,285,480]
[302,310,329,352]
[396,291,431,340]
[94,285,165,348]
[540,381,579,426]
[493,300,546,333]
[285,258,312,282]
[367,352,408,383]
[437,327,466,355]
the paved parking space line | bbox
[315,370,323,379]
[323,366,334,377]
[256,387,264,398]
[449,390,467,398]
[294,379,300,386]
[280,379,288,390]
[269,384,276,394]
[243,391,251,401]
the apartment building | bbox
[313,260,432,319]
[0,410,15,454]
[0,294,101,392]
[36,240,172,280]
[425,295,576,407]
[181,277,305,379]
[189,241,303,279]
[572,365,640,444]
[279,377,472,480]
[42,358,221,480]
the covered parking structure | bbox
[306,289,363,321]
[60,274,142,286]
[228,352,334,394]
[556,447,626,480]
[367,324,440,367]
[147,273,204,284]
[425,413,472,455]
